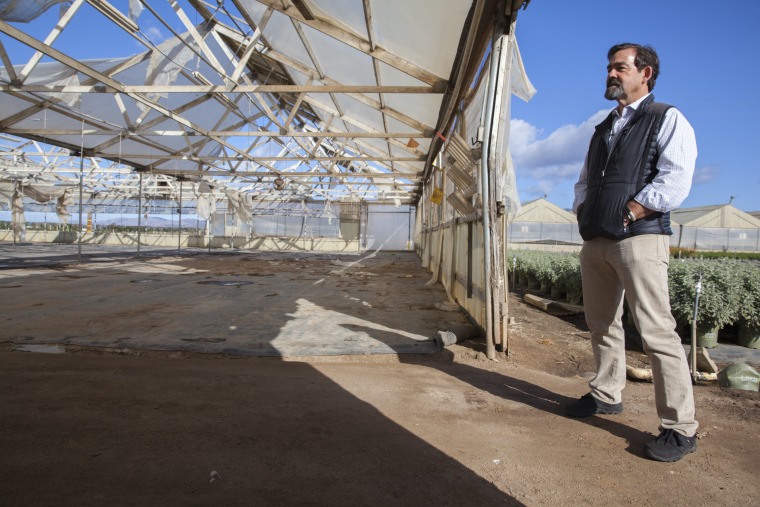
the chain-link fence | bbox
[672,226,760,252]
[508,221,760,252]
[508,221,582,245]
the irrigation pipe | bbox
[690,273,703,383]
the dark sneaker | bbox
[644,429,697,462]
[566,393,623,417]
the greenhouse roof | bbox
[513,197,576,224]
[0,0,527,205]
[671,205,760,229]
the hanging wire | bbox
[218,2,250,39]
[135,1,219,78]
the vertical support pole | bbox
[362,202,368,250]
[479,14,508,360]
[177,180,183,256]
[427,198,434,267]
[137,172,143,257]
[501,211,510,353]
[11,177,17,246]
[407,206,413,251]
[450,216,458,299]
[691,273,703,382]
[77,151,84,262]
[480,75,496,358]
[467,222,473,299]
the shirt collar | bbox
[613,93,651,118]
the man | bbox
[568,43,698,462]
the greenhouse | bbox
[4,3,760,505]
[507,197,581,246]
[1,0,537,357]
[670,204,760,252]
[504,199,760,253]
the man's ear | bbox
[642,66,653,87]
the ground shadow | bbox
[0,246,524,505]
[408,348,655,458]
[0,351,523,506]
[339,318,653,459]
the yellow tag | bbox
[431,186,443,204]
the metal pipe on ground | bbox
[433,324,481,349]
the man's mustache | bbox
[607,78,621,87]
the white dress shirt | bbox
[572,93,698,214]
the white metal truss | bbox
[0,0,512,207]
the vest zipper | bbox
[592,128,625,234]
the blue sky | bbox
[3,1,759,213]
[510,0,760,212]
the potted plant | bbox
[563,259,583,306]
[511,253,529,287]
[669,259,743,348]
[738,264,760,349]
[523,252,543,290]
[668,258,695,340]
[547,254,576,300]
[535,254,554,294]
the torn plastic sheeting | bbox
[11,184,26,241]
[128,0,143,23]
[20,182,70,203]
[223,188,254,226]
[195,193,216,220]
[144,32,199,95]
[56,188,73,225]
[0,0,68,22]
[5,181,76,233]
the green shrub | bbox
[509,250,581,300]
[671,248,760,261]
[667,258,746,328]
[545,254,577,292]
[738,264,760,328]
[510,250,759,328]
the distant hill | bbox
[0,211,205,229]
[95,215,205,229]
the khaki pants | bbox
[580,234,698,436]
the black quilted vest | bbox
[577,94,673,241]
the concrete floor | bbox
[3,241,757,364]
[0,242,478,358]
[2,242,759,506]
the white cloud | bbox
[508,119,539,158]
[141,25,165,44]
[509,110,609,202]
[510,109,608,172]
[692,165,719,185]
[509,111,728,207]
[526,180,556,198]
[525,162,581,180]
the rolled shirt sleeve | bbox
[633,108,698,212]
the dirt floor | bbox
[1,247,758,506]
